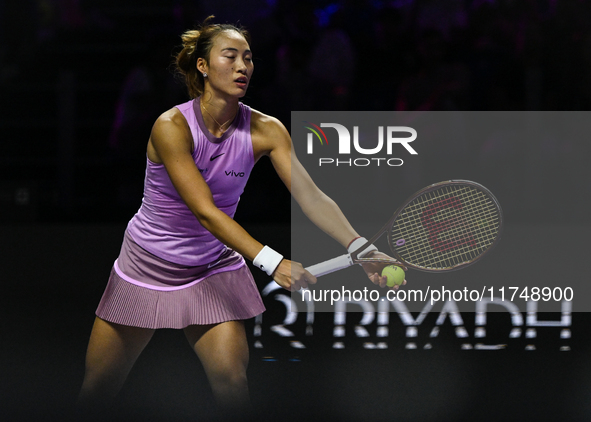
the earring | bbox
[203,72,208,78]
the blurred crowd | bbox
[4,0,591,112]
[0,0,588,222]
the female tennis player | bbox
[76,17,401,419]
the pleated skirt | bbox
[96,232,265,329]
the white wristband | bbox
[253,245,284,276]
[347,237,378,258]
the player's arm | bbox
[147,108,266,262]
[252,112,360,247]
[252,112,391,287]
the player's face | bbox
[202,31,253,99]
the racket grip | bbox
[305,254,353,277]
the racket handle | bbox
[305,254,353,277]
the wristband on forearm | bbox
[253,245,283,276]
[347,237,378,257]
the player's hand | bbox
[272,259,317,291]
[361,251,407,290]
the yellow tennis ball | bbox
[382,265,405,287]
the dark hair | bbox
[175,16,250,98]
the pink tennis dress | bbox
[96,98,265,329]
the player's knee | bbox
[209,366,248,391]
[82,361,129,395]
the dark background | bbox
[1,1,590,421]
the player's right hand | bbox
[272,259,317,291]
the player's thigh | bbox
[84,317,155,375]
[184,321,249,377]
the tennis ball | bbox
[382,265,405,287]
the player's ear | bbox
[196,58,208,75]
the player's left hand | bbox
[360,251,407,290]
[272,259,317,292]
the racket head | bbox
[388,180,503,272]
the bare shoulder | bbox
[152,107,191,138]
[148,107,193,162]
[250,108,291,159]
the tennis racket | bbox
[305,180,503,277]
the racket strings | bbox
[390,185,500,270]
[429,189,498,263]
[399,188,499,268]
[404,188,499,267]
[395,204,491,268]
[428,187,498,247]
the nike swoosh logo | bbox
[210,153,225,161]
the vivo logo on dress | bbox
[225,170,245,177]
